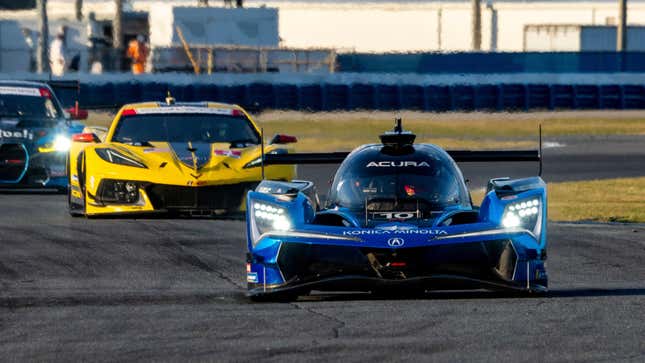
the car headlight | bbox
[95,148,147,168]
[53,134,71,152]
[253,202,291,231]
[250,201,291,246]
[502,198,541,232]
[96,179,142,204]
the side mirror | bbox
[66,106,88,120]
[270,134,298,145]
[72,133,100,143]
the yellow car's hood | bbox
[107,141,262,180]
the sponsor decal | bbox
[133,107,238,115]
[0,129,34,140]
[387,237,405,247]
[342,229,448,236]
[214,149,241,158]
[366,161,430,168]
[247,272,258,283]
[0,86,42,97]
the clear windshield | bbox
[0,94,62,124]
[111,114,261,145]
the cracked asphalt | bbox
[0,135,644,361]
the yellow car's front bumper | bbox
[83,180,260,216]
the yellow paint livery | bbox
[67,101,295,216]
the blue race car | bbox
[245,120,548,301]
[0,81,85,191]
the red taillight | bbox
[389,262,407,268]
[39,88,51,98]
[5,159,24,165]
[72,133,98,143]
[231,109,243,117]
[121,109,137,116]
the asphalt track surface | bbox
[0,136,644,362]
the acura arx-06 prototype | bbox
[68,99,296,216]
[245,120,547,301]
[0,81,85,190]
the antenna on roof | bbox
[260,127,265,180]
[538,124,543,176]
[394,117,402,133]
[165,90,175,105]
[380,117,415,149]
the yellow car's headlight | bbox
[95,148,147,168]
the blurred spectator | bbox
[49,27,67,76]
[126,35,148,74]
[236,0,243,7]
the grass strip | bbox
[472,177,645,223]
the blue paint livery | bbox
[244,126,548,301]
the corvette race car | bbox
[245,120,547,301]
[0,81,86,190]
[68,98,296,216]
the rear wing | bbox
[263,150,539,165]
[26,79,81,108]
[262,125,543,176]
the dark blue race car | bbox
[245,120,548,301]
[0,81,85,191]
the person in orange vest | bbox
[126,35,148,74]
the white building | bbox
[5,0,645,52]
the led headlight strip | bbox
[253,202,291,231]
[502,199,540,228]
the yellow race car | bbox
[67,99,296,216]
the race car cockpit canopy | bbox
[328,142,470,220]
